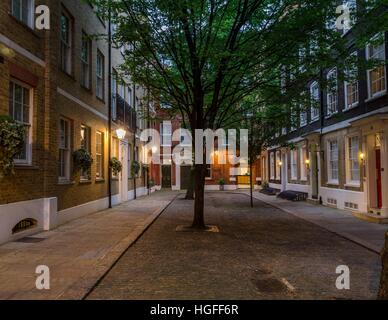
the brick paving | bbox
[88,192,381,300]
[0,191,178,300]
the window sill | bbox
[325,112,339,120]
[14,164,38,170]
[95,178,105,183]
[60,69,76,81]
[79,179,92,184]
[58,180,75,186]
[8,14,41,38]
[96,96,105,103]
[310,117,319,123]
[80,84,92,93]
[344,103,359,112]
[345,182,361,188]
[326,181,339,186]
[365,91,387,103]
[205,177,212,180]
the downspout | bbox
[317,69,324,204]
[108,7,113,208]
[133,83,137,199]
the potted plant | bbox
[131,160,140,177]
[73,148,93,178]
[0,116,25,179]
[110,157,123,176]
[218,178,225,191]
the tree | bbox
[91,0,387,229]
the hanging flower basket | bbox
[131,160,140,177]
[73,148,93,172]
[110,157,123,176]
[0,116,25,179]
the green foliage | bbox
[0,116,25,178]
[131,160,140,176]
[110,157,123,176]
[218,178,225,186]
[262,181,270,189]
[73,149,93,172]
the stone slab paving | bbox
[88,192,381,300]
[0,191,178,300]
[242,190,388,253]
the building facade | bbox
[0,0,150,244]
[261,9,388,222]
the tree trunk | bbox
[379,232,388,299]
[250,162,254,208]
[192,164,206,229]
[185,166,195,200]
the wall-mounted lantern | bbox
[116,128,126,140]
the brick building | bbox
[0,0,150,244]
[261,3,388,222]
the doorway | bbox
[162,165,172,189]
[180,166,191,190]
[376,149,382,209]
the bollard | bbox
[378,231,388,299]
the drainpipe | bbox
[133,83,137,199]
[317,69,324,204]
[108,7,113,208]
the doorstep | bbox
[352,211,388,224]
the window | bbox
[270,153,275,180]
[112,69,118,120]
[161,121,172,146]
[344,52,359,109]
[9,81,32,164]
[81,32,91,89]
[300,109,307,127]
[328,140,339,183]
[310,82,320,121]
[128,144,132,178]
[59,118,71,181]
[205,164,212,179]
[11,0,34,28]
[300,146,307,181]
[366,35,386,98]
[127,87,132,106]
[80,125,91,180]
[275,151,281,180]
[96,131,104,179]
[326,68,338,116]
[96,50,105,100]
[347,136,360,184]
[290,149,298,180]
[60,11,72,74]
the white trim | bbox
[57,87,108,120]
[366,34,386,99]
[0,33,45,67]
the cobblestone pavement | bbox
[0,191,177,300]
[88,192,381,300]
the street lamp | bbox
[116,128,126,140]
[305,158,310,169]
[0,44,16,58]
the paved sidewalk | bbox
[241,190,388,254]
[0,190,178,300]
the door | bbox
[376,149,382,208]
[162,165,172,188]
[180,166,191,190]
[120,142,129,202]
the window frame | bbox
[160,121,172,147]
[96,49,105,100]
[80,124,91,181]
[366,34,387,99]
[290,149,298,181]
[9,80,33,165]
[326,68,338,116]
[11,0,35,29]
[344,52,359,110]
[300,145,307,181]
[327,139,339,185]
[95,131,104,180]
[345,135,361,186]
[60,9,73,75]
[58,117,71,182]
[310,81,320,121]
[81,31,91,89]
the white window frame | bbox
[310,81,320,121]
[111,70,118,120]
[344,52,359,110]
[345,135,360,186]
[326,68,338,116]
[270,152,275,180]
[11,0,35,28]
[160,121,172,147]
[300,145,307,181]
[96,50,105,100]
[205,164,212,180]
[96,131,104,179]
[9,80,33,165]
[275,151,281,180]
[327,139,339,185]
[58,117,71,182]
[366,34,386,99]
[60,10,72,75]
[81,32,91,89]
[290,149,298,181]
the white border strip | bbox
[0,33,45,67]
[57,87,108,120]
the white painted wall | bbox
[320,187,367,212]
